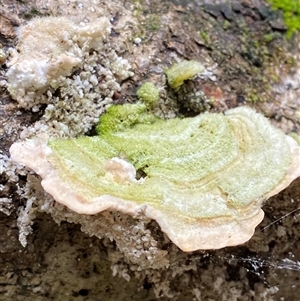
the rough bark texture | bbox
[1,0,300,300]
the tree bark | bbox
[1,0,300,300]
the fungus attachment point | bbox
[10,107,300,251]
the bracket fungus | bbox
[10,106,300,251]
[165,60,205,89]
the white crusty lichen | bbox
[6,16,133,138]
[9,104,300,252]
[0,196,13,216]
[0,151,43,246]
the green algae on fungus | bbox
[136,82,160,107]
[96,103,160,135]
[165,60,205,89]
[10,107,300,251]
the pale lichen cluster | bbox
[0,151,27,216]
[6,16,133,138]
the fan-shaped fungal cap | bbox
[10,107,300,251]
[165,60,205,89]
